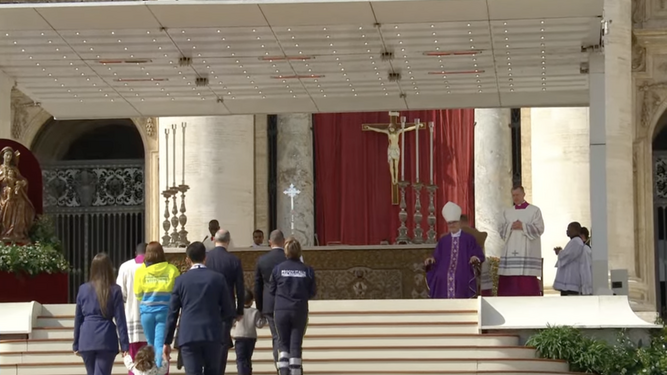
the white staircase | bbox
[0,299,578,375]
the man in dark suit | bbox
[205,229,244,373]
[254,229,288,367]
[164,242,235,375]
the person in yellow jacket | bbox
[134,242,180,369]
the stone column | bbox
[254,115,270,237]
[158,116,256,248]
[530,108,591,290]
[474,108,512,257]
[276,113,315,246]
[587,0,634,295]
[0,70,12,139]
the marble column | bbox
[254,115,270,238]
[0,70,12,139]
[276,113,315,246]
[158,116,255,248]
[588,0,634,293]
[474,108,512,257]
[530,108,591,290]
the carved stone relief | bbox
[131,117,157,139]
[632,34,647,72]
[633,0,646,24]
[639,81,667,131]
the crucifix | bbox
[362,111,424,205]
[283,183,301,234]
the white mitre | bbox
[441,201,462,222]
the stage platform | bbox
[0,297,659,375]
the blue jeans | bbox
[140,311,168,367]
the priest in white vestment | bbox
[116,243,147,374]
[498,186,545,296]
[553,222,586,296]
[579,227,593,295]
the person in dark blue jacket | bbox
[268,237,316,375]
[73,252,130,375]
[163,241,236,375]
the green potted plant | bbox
[0,215,70,303]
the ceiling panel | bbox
[0,0,603,119]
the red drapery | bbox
[314,110,474,245]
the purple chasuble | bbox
[426,231,485,299]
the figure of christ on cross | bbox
[363,112,424,204]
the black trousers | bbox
[561,290,580,296]
[266,315,280,364]
[180,341,223,375]
[220,319,233,375]
[275,309,308,375]
[234,338,257,375]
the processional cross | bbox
[362,111,424,205]
[283,183,301,234]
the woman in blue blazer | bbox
[73,253,130,375]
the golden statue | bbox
[0,147,35,242]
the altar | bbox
[165,245,434,300]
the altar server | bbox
[202,220,220,251]
[269,238,316,375]
[580,227,593,295]
[424,202,485,299]
[497,186,545,296]
[554,222,586,296]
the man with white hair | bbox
[424,202,485,298]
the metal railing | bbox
[42,160,145,302]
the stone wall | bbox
[166,247,433,300]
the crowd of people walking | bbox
[72,229,317,375]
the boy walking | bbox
[232,290,266,375]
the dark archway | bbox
[31,119,145,301]
[652,111,667,318]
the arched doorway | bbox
[32,119,145,301]
[652,111,667,318]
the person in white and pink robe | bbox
[498,186,545,296]
[117,243,148,375]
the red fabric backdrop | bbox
[314,110,474,245]
[0,139,43,214]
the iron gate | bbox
[653,152,667,318]
[42,160,145,302]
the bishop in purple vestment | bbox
[425,202,485,299]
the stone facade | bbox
[631,0,667,311]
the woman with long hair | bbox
[134,242,180,369]
[73,253,130,375]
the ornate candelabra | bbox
[412,182,424,244]
[169,124,180,247]
[177,122,190,247]
[425,184,438,244]
[396,181,411,244]
[161,127,173,246]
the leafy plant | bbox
[0,242,69,275]
[487,256,500,295]
[0,215,69,275]
[29,215,63,253]
[526,323,667,375]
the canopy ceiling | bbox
[0,0,603,119]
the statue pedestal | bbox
[0,272,68,304]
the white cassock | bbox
[116,258,145,344]
[580,244,593,295]
[499,204,545,277]
[202,235,215,251]
[553,236,585,293]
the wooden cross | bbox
[362,111,424,205]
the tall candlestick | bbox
[171,124,177,187]
[429,121,434,185]
[400,116,406,181]
[181,122,187,185]
[164,128,170,191]
[415,118,420,183]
